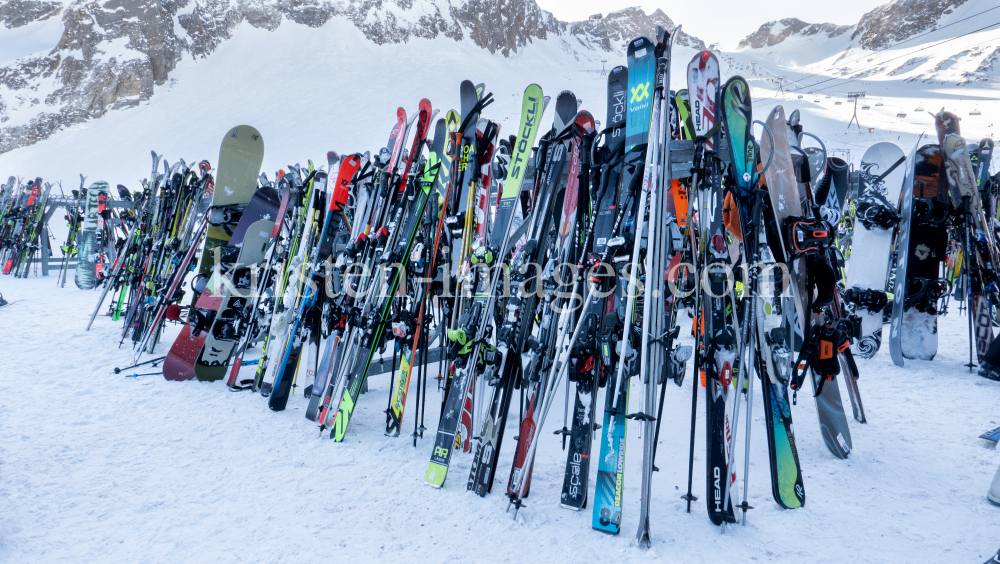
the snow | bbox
[0,11,63,68]
[1,271,999,562]
[0,17,698,193]
[98,35,144,63]
[731,0,1000,155]
[1,5,1000,562]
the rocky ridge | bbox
[852,0,969,50]
[738,0,974,52]
[736,18,851,50]
[0,0,703,154]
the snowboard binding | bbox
[857,201,900,231]
[207,204,245,226]
[912,197,948,225]
[904,277,949,315]
[211,318,241,341]
[791,318,853,397]
[844,287,889,314]
[187,307,217,336]
[784,216,834,258]
[164,303,188,322]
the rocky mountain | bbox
[851,0,968,50]
[736,18,851,50]
[738,0,974,52]
[568,8,703,52]
[0,0,703,154]
[734,0,998,88]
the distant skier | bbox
[0,292,7,307]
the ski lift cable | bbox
[791,6,1000,84]
[752,26,1000,110]
[785,20,1000,95]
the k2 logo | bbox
[630,82,650,104]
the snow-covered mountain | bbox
[1,0,998,185]
[721,0,998,175]
[737,19,851,51]
[736,0,999,83]
[0,0,702,155]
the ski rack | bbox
[32,196,134,276]
[367,346,444,378]
[669,139,697,178]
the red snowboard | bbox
[163,285,222,381]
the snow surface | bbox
[0,18,698,191]
[1,274,999,562]
[731,0,1000,167]
[0,11,63,68]
[2,6,1000,562]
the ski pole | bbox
[721,280,751,525]
[682,142,705,512]
[114,355,165,374]
[740,319,757,524]
[963,197,976,371]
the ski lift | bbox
[971,109,982,116]
[825,95,832,99]
[835,101,843,105]
[797,94,804,99]
[814,99,821,103]
[915,106,924,112]
[862,105,870,110]
[897,113,907,118]
[875,102,884,107]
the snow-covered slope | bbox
[0,17,699,190]
[728,0,1000,169]
[0,1,999,561]
[2,266,1000,563]
[736,0,1000,84]
[0,0,702,155]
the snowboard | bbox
[895,145,949,361]
[194,125,265,287]
[846,142,906,358]
[164,126,264,380]
[163,283,223,381]
[816,156,851,213]
[74,182,111,290]
[755,284,805,508]
[194,186,281,382]
[760,106,808,337]
[723,88,805,507]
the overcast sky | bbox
[534,0,886,49]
